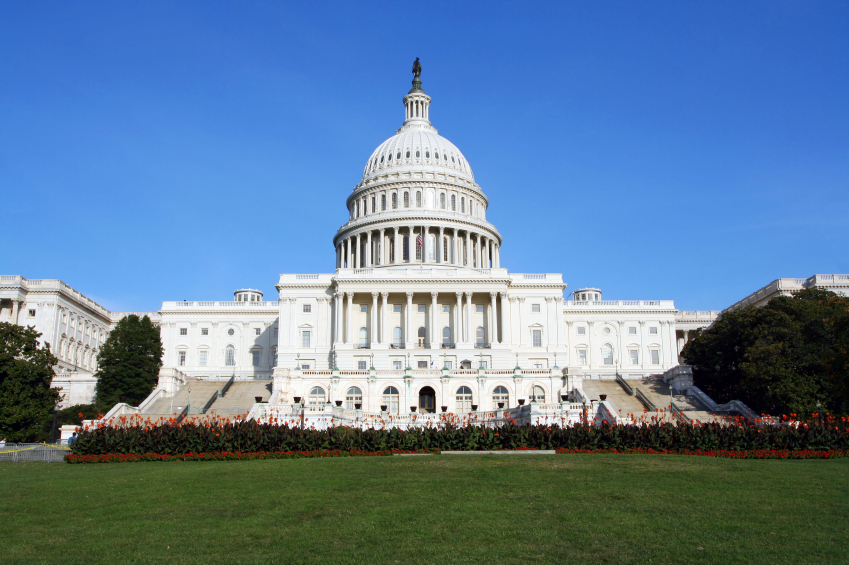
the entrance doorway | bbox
[419,386,436,413]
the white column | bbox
[639,321,646,369]
[490,292,498,345]
[465,292,473,346]
[546,297,556,346]
[555,297,564,347]
[588,321,596,368]
[405,291,414,348]
[502,294,512,346]
[455,292,463,346]
[346,237,352,268]
[379,228,385,265]
[355,233,361,268]
[380,292,388,344]
[465,231,471,266]
[367,231,373,267]
[430,291,439,349]
[334,292,342,345]
[438,226,444,263]
[346,292,354,344]
[371,292,379,347]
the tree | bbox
[682,289,849,416]
[95,314,163,407]
[0,322,61,442]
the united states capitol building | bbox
[4,65,848,425]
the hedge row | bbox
[64,447,849,464]
[70,416,849,456]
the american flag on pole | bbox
[416,232,423,250]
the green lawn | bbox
[1,454,847,564]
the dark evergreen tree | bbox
[0,322,61,442]
[95,314,163,407]
[682,289,849,416]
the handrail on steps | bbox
[615,374,634,396]
[175,405,189,424]
[201,391,218,415]
[220,374,235,397]
[634,388,656,411]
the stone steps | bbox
[143,382,222,416]
[580,380,647,419]
[207,381,272,415]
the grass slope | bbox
[1,455,847,564]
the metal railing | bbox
[390,343,406,349]
[0,443,70,463]
[474,343,491,349]
[615,374,634,396]
[635,388,656,411]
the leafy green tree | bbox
[95,314,163,407]
[0,322,61,442]
[682,289,849,416]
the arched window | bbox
[389,238,395,262]
[417,326,426,347]
[381,194,386,211]
[308,386,326,405]
[416,150,420,157]
[359,327,369,347]
[440,193,446,209]
[346,387,362,410]
[530,386,545,403]
[403,192,409,207]
[443,236,448,263]
[456,386,473,413]
[461,197,465,213]
[415,233,422,261]
[602,344,614,365]
[225,346,235,366]
[451,194,456,210]
[396,151,401,160]
[425,150,430,158]
[383,386,400,414]
[476,327,485,347]
[393,327,402,346]
[493,386,509,409]
[416,191,422,207]
[356,201,360,218]
[406,150,410,158]
[442,326,451,346]
[434,151,439,160]
[403,236,410,261]
[392,193,397,209]
[363,197,367,215]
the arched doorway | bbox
[418,386,436,413]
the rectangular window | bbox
[418,304,426,312]
[533,330,542,347]
[393,361,402,370]
[179,328,187,336]
[417,360,427,368]
[651,350,660,365]
[445,361,452,370]
[360,304,368,312]
[393,304,402,312]
[178,351,186,366]
[649,327,658,335]
[442,304,450,312]
[475,304,483,312]
[302,331,311,348]
[577,327,586,335]
[199,350,208,366]
[28,309,36,317]
[254,328,261,336]
[578,349,587,365]
[480,361,487,369]
[629,327,636,335]
[252,351,260,366]
[301,363,310,370]
[303,304,311,313]
[534,363,543,369]
[201,328,209,336]
[629,350,639,365]
[358,361,367,370]
[531,304,540,312]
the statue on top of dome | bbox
[412,57,421,79]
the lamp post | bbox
[187,386,192,416]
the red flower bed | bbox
[554,447,849,459]
[64,448,439,464]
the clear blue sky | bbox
[2,1,847,312]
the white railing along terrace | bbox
[565,300,671,308]
[165,301,278,308]
[338,267,501,278]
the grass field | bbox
[1,454,847,564]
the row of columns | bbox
[336,226,500,269]
[332,291,507,348]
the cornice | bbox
[334,215,502,246]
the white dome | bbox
[361,129,474,184]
